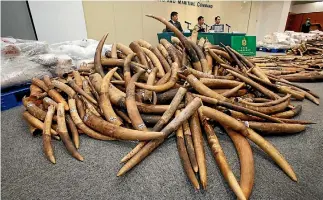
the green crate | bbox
[231,36,256,56]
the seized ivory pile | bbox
[254,38,323,83]
[250,54,323,83]
[287,36,323,56]
[22,15,322,200]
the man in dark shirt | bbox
[165,11,183,32]
[301,18,311,33]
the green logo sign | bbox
[242,38,247,46]
[231,36,256,56]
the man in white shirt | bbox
[210,16,224,32]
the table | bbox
[157,32,246,46]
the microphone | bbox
[185,21,191,25]
[226,24,231,27]
[204,23,209,27]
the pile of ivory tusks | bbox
[257,37,323,82]
[22,14,322,200]
[287,37,323,56]
[252,44,323,83]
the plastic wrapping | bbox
[29,54,72,66]
[16,42,49,56]
[1,37,109,89]
[1,57,52,89]
[257,31,323,49]
[49,39,111,61]
[310,30,323,36]
[1,43,21,57]
[1,37,49,56]
[272,32,290,45]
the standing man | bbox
[165,11,183,32]
[194,16,205,32]
[301,18,311,33]
[210,16,224,32]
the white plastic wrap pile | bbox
[1,37,112,89]
[256,30,323,49]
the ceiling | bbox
[292,0,323,5]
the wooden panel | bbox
[285,12,323,32]
[310,12,320,23]
[285,13,295,31]
[311,12,323,24]
[295,14,305,32]
[316,12,323,23]
[316,12,323,30]
[299,12,323,31]
[285,13,304,32]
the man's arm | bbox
[193,24,199,32]
[178,22,183,32]
[165,20,172,32]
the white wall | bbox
[278,1,292,31]
[83,1,228,46]
[83,1,294,45]
[246,1,261,36]
[27,0,294,45]
[290,2,323,14]
[254,1,291,41]
[221,1,252,33]
[28,1,87,43]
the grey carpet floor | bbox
[1,82,323,200]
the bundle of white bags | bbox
[257,30,323,49]
[1,37,111,89]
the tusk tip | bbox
[77,156,84,162]
[117,171,124,177]
[201,181,207,190]
[53,136,61,140]
[193,166,199,173]
[292,175,298,182]
[120,158,127,163]
[49,157,56,164]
